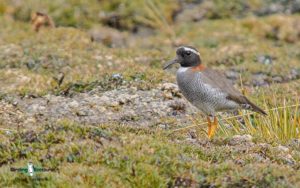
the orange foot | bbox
[207,116,218,139]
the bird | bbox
[31,12,55,32]
[163,46,267,138]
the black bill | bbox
[163,58,178,70]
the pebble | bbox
[272,76,283,83]
[257,55,273,65]
[225,70,240,80]
[282,154,295,165]
[69,100,79,108]
[229,134,253,145]
[276,145,289,152]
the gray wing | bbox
[201,68,267,115]
[201,68,241,97]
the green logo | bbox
[10,162,57,177]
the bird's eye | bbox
[186,51,191,56]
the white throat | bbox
[178,67,189,73]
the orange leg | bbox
[207,117,212,138]
[207,116,218,139]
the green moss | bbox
[0,120,300,187]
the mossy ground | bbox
[0,1,300,187]
[1,121,300,187]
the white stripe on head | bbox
[182,47,200,56]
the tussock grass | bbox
[219,101,300,143]
[135,0,176,40]
[220,80,300,143]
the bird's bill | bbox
[163,58,178,70]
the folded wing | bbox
[201,69,267,115]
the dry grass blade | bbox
[169,102,300,143]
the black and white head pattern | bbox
[176,46,201,67]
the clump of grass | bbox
[134,0,177,40]
[219,99,300,144]
[218,79,300,143]
[100,0,178,31]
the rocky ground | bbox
[1,82,196,129]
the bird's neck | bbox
[191,64,206,72]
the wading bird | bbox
[163,46,266,138]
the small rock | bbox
[118,94,138,105]
[160,83,181,99]
[12,101,18,106]
[69,101,79,108]
[163,92,173,99]
[289,68,300,80]
[97,106,106,113]
[29,104,46,112]
[23,131,38,143]
[111,73,123,80]
[234,159,245,166]
[185,137,197,143]
[258,143,271,148]
[272,76,283,83]
[26,59,36,70]
[169,101,186,113]
[188,130,197,139]
[289,139,300,148]
[158,124,167,129]
[251,153,267,162]
[229,134,253,145]
[118,97,128,105]
[160,83,178,91]
[281,154,295,165]
[99,95,110,104]
[276,145,289,152]
[223,123,234,130]
[109,101,119,107]
[252,73,268,86]
[225,70,240,80]
[257,55,273,65]
[76,110,89,117]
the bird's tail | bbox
[246,99,267,116]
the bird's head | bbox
[163,46,202,69]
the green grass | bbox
[222,101,300,143]
[222,80,300,143]
[1,121,300,187]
